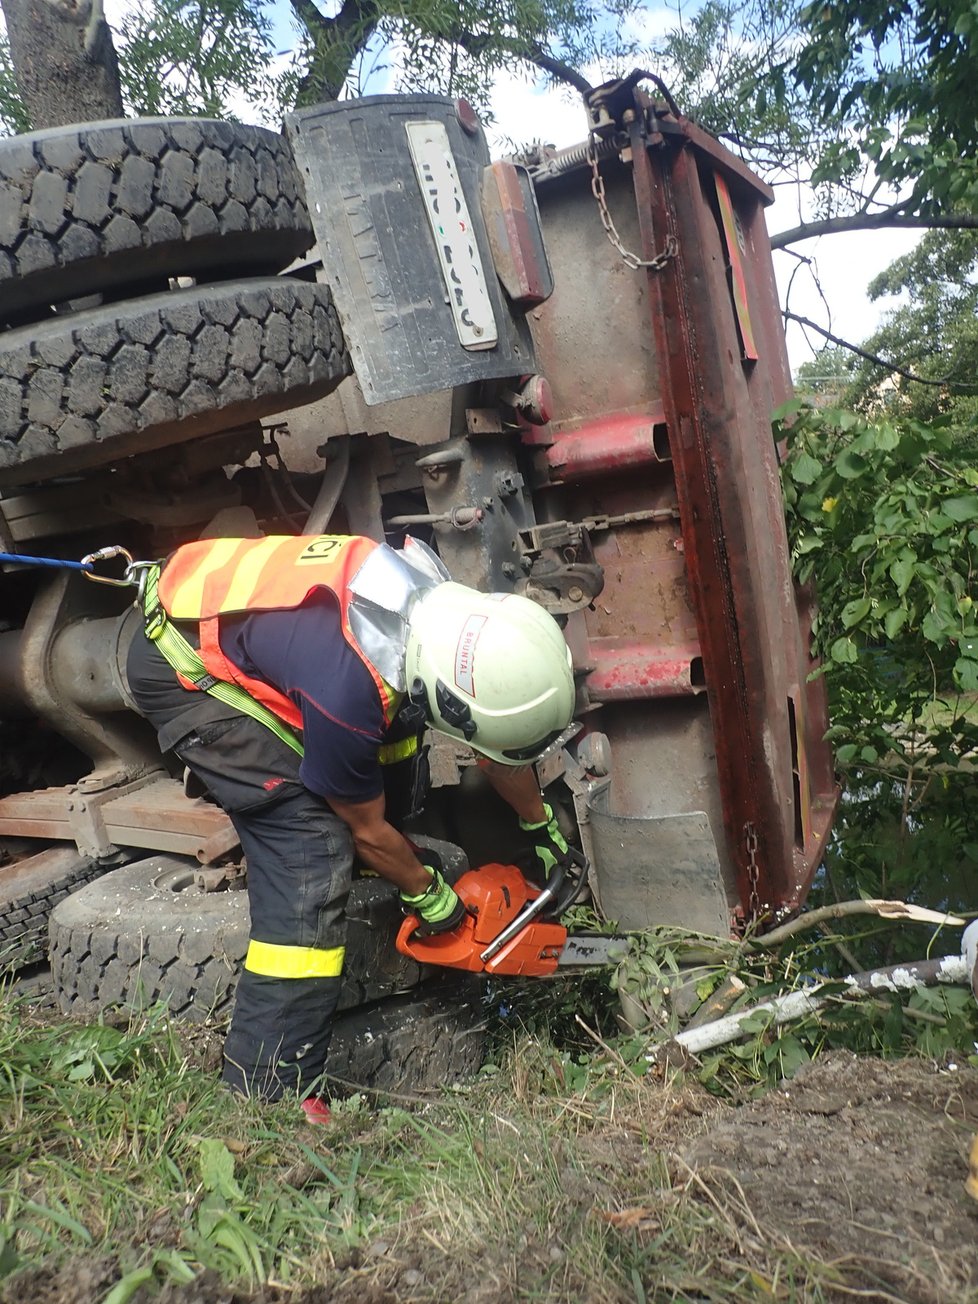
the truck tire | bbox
[0,277,350,484]
[0,845,117,968]
[0,118,313,323]
[326,979,487,1093]
[50,855,249,1023]
[49,840,467,1025]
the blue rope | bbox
[0,551,93,572]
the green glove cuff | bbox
[519,801,554,832]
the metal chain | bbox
[587,134,679,273]
[744,820,761,922]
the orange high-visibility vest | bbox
[156,534,400,728]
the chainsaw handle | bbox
[548,848,590,917]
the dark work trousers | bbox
[127,635,352,1101]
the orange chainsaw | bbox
[395,858,627,977]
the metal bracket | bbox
[65,772,162,859]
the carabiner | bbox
[80,545,137,587]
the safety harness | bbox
[142,562,306,756]
[142,560,419,768]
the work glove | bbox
[400,863,466,934]
[520,802,574,885]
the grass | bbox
[0,992,888,1304]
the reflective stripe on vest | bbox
[156,535,400,726]
[377,736,419,766]
[244,940,346,979]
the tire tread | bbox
[0,118,313,320]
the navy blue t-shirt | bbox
[218,591,392,803]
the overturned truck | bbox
[0,81,838,1083]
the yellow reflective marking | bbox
[222,536,292,612]
[378,736,419,765]
[166,538,241,619]
[244,940,345,979]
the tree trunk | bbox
[1,0,124,129]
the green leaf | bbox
[954,656,978,692]
[103,1268,156,1304]
[199,1139,243,1201]
[841,597,872,628]
[884,606,908,639]
[835,449,868,479]
[22,1201,92,1245]
[789,451,823,485]
[835,743,858,764]
[889,553,917,596]
[922,609,950,644]
[875,423,900,450]
[830,637,858,664]
[942,495,978,522]
[794,535,822,555]
[0,1235,19,1281]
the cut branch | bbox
[650,952,970,1059]
[751,897,964,949]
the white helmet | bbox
[404,582,575,765]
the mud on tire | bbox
[0,118,313,323]
[0,277,351,484]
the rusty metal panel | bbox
[523,99,834,930]
[629,104,837,921]
[0,779,233,859]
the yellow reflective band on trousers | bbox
[377,736,419,765]
[244,940,346,979]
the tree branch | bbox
[450,27,593,94]
[783,311,955,385]
[772,208,978,250]
[290,0,331,38]
[83,0,105,58]
[291,0,378,102]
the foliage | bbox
[0,27,26,134]
[292,0,599,113]
[837,229,978,433]
[794,0,978,217]
[778,400,978,770]
[114,0,294,124]
[818,768,978,931]
[651,0,829,181]
[794,346,858,407]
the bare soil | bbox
[679,1051,978,1302]
[4,1051,976,1304]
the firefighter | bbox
[126,533,575,1119]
